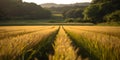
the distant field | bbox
[0,19,94,26]
[0,23,94,26]
[0,19,64,24]
[1,19,119,26]
[0,26,120,60]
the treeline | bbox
[41,3,90,14]
[0,0,51,20]
[63,0,120,24]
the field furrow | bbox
[49,27,81,60]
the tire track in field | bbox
[49,26,81,60]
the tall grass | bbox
[64,26,120,60]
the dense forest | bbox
[0,0,51,20]
[63,0,120,23]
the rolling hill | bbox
[40,2,90,8]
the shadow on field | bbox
[63,26,99,60]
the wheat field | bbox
[49,27,81,60]
[0,26,120,60]
[64,26,120,60]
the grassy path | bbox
[49,26,81,60]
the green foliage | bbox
[63,8,85,23]
[83,4,101,23]
[65,18,86,23]
[99,1,120,19]
[83,0,120,23]
[104,10,120,22]
[65,18,74,23]
[75,18,85,22]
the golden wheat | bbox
[68,26,120,38]
[49,27,81,60]
[0,26,58,60]
[64,26,120,60]
[0,26,54,40]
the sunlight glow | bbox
[22,0,92,4]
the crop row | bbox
[68,26,120,38]
[0,26,120,60]
[0,26,54,39]
[0,26,59,60]
[64,26,120,60]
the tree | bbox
[63,8,84,18]
[83,0,120,23]
[83,4,101,23]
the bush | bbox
[65,18,87,23]
[75,18,84,22]
[65,18,74,23]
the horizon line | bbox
[22,1,91,5]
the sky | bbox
[22,0,92,4]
